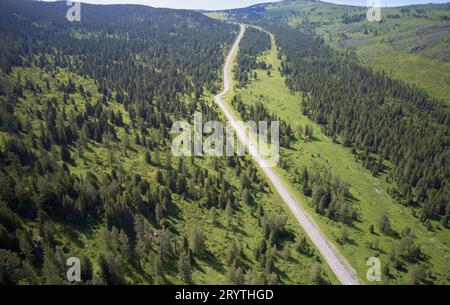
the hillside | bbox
[0,0,448,286]
[0,0,336,285]
[209,0,450,102]
[207,0,450,284]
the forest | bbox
[232,94,294,148]
[272,24,449,223]
[1,0,448,286]
[234,27,272,88]
[0,0,331,285]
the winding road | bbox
[214,24,361,285]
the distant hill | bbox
[210,0,450,101]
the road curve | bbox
[214,24,361,285]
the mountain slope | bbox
[206,0,450,284]
[0,0,339,285]
[215,24,359,285]
[209,0,450,101]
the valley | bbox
[0,0,448,286]
[221,22,449,284]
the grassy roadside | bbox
[226,28,450,284]
[218,25,340,284]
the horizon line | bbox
[39,0,450,11]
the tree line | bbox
[264,23,449,225]
[234,27,271,88]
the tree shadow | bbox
[201,250,226,273]
[304,135,320,143]
[272,263,288,281]
[345,221,364,233]
[230,223,250,237]
[384,229,400,240]
[344,237,358,246]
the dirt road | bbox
[214,24,360,285]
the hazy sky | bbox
[42,0,450,10]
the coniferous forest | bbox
[0,0,333,285]
[0,0,449,286]
[272,24,449,220]
[234,27,271,88]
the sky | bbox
[42,0,450,10]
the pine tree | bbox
[188,226,205,257]
[145,150,152,165]
[117,229,130,259]
[339,227,349,244]
[178,252,191,283]
[18,230,34,262]
[210,207,219,226]
[379,212,391,234]
[410,265,426,285]
[440,214,448,229]
[312,264,322,284]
